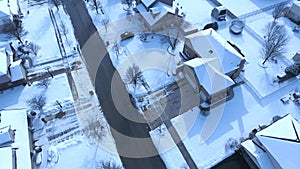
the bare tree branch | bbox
[261,21,290,65]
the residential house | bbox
[0,0,23,33]
[136,0,184,32]
[177,28,245,112]
[0,10,12,33]
[0,44,27,91]
[0,110,34,169]
[287,2,300,24]
[241,114,300,169]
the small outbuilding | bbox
[292,51,300,63]
[211,6,227,21]
[287,2,300,24]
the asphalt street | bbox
[62,0,166,168]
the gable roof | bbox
[290,2,300,15]
[136,2,169,27]
[0,10,10,18]
[185,29,244,74]
[141,0,157,9]
[0,46,9,77]
[184,58,235,95]
[255,114,300,169]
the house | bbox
[287,2,300,24]
[136,0,184,32]
[0,125,15,147]
[0,10,12,33]
[0,0,23,33]
[0,110,33,169]
[241,114,300,169]
[0,44,27,91]
[177,28,245,112]
[181,28,245,78]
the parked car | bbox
[120,31,134,41]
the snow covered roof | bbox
[243,114,300,169]
[0,147,13,169]
[184,58,235,95]
[137,0,182,27]
[0,110,33,169]
[10,60,26,82]
[141,0,157,8]
[0,46,9,77]
[137,2,168,27]
[293,52,300,63]
[0,10,9,19]
[290,2,300,15]
[0,125,14,145]
[241,140,275,169]
[185,29,244,74]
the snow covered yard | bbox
[151,84,300,169]
[19,0,77,65]
[246,11,300,61]
[0,73,72,110]
[218,0,287,17]
[150,124,188,169]
[108,34,182,94]
[52,134,122,169]
[216,18,298,104]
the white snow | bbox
[241,140,275,169]
[52,135,122,169]
[150,124,188,169]
[243,114,300,169]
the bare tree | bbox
[166,30,180,51]
[121,0,132,11]
[27,42,41,56]
[26,94,47,113]
[96,161,123,169]
[272,4,286,21]
[36,78,51,89]
[49,0,61,10]
[91,0,102,14]
[84,117,106,143]
[3,22,28,44]
[84,116,106,168]
[59,21,72,48]
[261,21,290,65]
[101,15,110,32]
[124,64,142,91]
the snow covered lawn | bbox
[150,124,188,169]
[218,0,287,17]
[52,135,122,169]
[0,73,72,110]
[246,12,300,60]
[108,34,182,95]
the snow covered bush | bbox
[26,94,47,113]
[225,138,239,152]
[97,161,123,169]
[36,78,51,89]
[27,42,41,56]
[84,118,106,143]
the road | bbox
[62,0,166,168]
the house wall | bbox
[182,43,199,60]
